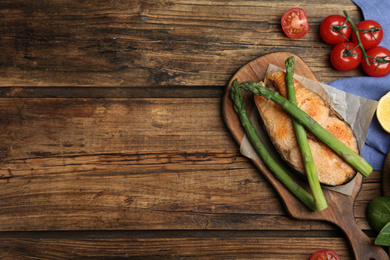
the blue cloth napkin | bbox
[327,0,390,171]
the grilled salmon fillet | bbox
[254,70,358,186]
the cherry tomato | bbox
[362,46,390,77]
[330,42,362,71]
[310,249,341,260]
[281,8,309,39]
[352,20,383,50]
[320,15,351,44]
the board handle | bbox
[335,207,389,260]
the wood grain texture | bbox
[0,236,352,259]
[0,97,379,232]
[0,0,363,87]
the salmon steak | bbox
[254,70,358,186]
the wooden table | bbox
[0,0,385,259]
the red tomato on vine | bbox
[352,20,383,50]
[330,42,362,71]
[362,46,390,77]
[320,15,351,44]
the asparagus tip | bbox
[285,56,295,70]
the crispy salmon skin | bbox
[254,70,358,186]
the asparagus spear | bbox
[285,57,328,211]
[234,80,373,178]
[231,80,317,211]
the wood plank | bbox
[0,98,233,154]
[0,0,363,87]
[0,97,379,231]
[0,86,224,98]
[0,236,353,259]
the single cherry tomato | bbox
[362,46,390,77]
[330,42,362,71]
[281,8,309,39]
[352,20,383,50]
[310,249,341,260]
[320,15,351,45]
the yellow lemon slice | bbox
[377,91,390,133]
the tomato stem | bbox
[358,26,382,42]
[372,55,390,71]
[331,19,350,41]
[345,43,360,56]
[343,10,370,66]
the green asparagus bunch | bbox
[231,80,317,211]
[232,80,373,178]
[285,56,328,211]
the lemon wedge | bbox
[377,91,390,133]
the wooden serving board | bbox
[222,52,389,260]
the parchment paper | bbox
[240,64,378,195]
